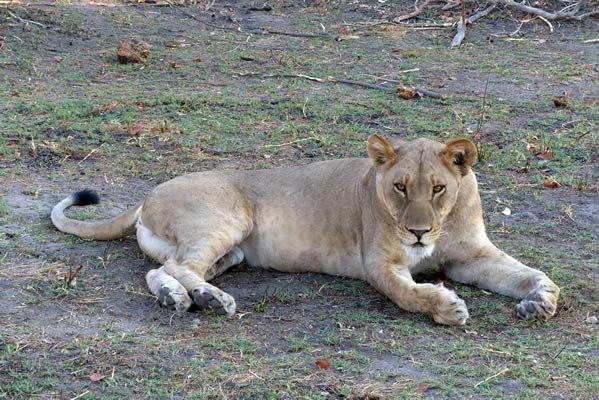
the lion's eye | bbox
[394,183,406,193]
[433,185,445,194]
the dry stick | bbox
[474,367,510,388]
[259,138,314,148]
[238,72,324,82]
[474,75,491,142]
[238,72,444,99]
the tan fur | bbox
[51,135,560,324]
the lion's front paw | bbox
[430,285,469,326]
[515,281,559,320]
[192,284,236,316]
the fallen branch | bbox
[451,3,497,48]
[394,0,443,23]
[237,72,444,99]
[496,0,599,21]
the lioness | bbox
[51,135,560,325]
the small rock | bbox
[191,318,201,327]
[501,207,511,216]
[585,315,598,324]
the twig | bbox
[475,75,491,136]
[550,343,568,360]
[536,15,554,32]
[244,73,325,82]
[78,143,105,165]
[508,21,525,36]
[69,391,90,400]
[367,69,422,81]
[259,138,315,148]
[237,72,444,99]
[6,10,47,28]
[396,22,453,28]
[474,367,510,387]
[329,76,395,91]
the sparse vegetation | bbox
[0,2,597,399]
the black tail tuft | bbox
[72,189,100,206]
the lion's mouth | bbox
[412,242,425,248]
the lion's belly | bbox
[239,222,365,280]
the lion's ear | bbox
[444,139,477,175]
[367,134,396,167]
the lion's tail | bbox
[51,189,141,240]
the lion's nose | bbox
[408,228,431,241]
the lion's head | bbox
[367,134,477,260]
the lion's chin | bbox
[402,243,434,266]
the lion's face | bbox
[367,135,477,259]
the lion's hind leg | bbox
[163,212,252,316]
[146,267,193,312]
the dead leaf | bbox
[542,180,561,189]
[315,359,330,369]
[336,26,351,35]
[553,91,570,108]
[129,125,143,136]
[53,56,64,63]
[10,92,19,97]
[418,382,431,392]
[194,57,203,63]
[206,365,219,371]
[168,61,179,68]
[103,101,119,113]
[526,143,536,153]
[89,372,105,382]
[117,43,150,64]
[396,85,418,100]
[134,101,145,109]
[537,150,554,159]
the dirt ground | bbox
[0,1,598,399]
